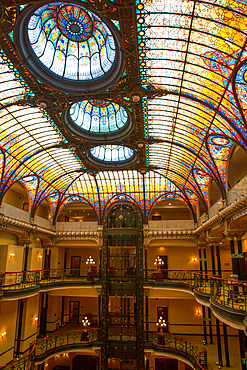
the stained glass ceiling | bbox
[0,0,247,220]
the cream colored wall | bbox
[0,300,18,366]
[63,296,98,325]
[5,246,24,272]
[50,247,65,270]
[29,248,44,271]
[0,231,18,245]
[35,203,50,220]
[47,296,62,332]
[147,246,199,271]
[0,245,24,273]
[20,295,40,353]
[3,187,29,211]
[147,298,203,335]
[66,248,99,272]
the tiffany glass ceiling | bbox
[0,0,247,222]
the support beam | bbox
[216,318,223,367]
[223,323,230,367]
[230,238,237,274]
[216,245,222,277]
[210,245,216,275]
[203,247,208,275]
[202,305,207,345]
[239,330,247,370]
[207,308,213,344]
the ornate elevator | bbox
[101,202,144,370]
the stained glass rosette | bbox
[16,2,123,92]
[65,100,132,140]
[89,145,137,168]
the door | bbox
[72,355,97,370]
[69,301,79,323]
[157,307,168,333]
[155,358,178,370]
[71,256,81,276]
[159,255,168,279]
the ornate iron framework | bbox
[101,201,144,369]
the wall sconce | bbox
[34,317,38,322]
[38,255,43,261]
[192,257,198,262]
[1,332,6,339]
[196,309,202,315]
[9,253,15,259]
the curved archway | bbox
[57,200,98,223]
[227,143,247,191]
[2,181,30,212]
[208,179,222,208]
[35,198,51,220]
[148,196,193,222]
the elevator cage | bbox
[101,202,144,370]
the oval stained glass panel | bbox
[27,2,116,81]
[90,145,134,162]
[70,100,128,134]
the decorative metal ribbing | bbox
[101,201,144,369]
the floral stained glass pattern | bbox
[27,2,116,81]
[90,145,134,163]
[69,100,128,134]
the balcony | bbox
[1,329,209,370]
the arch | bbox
[35,198,52,221]
[102,193,143,223]
[208,179,222,208]
[2,180,30,211]
[226,143,247,191]
[55,195,99,223]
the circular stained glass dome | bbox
[16,2,124,93]
[88,145,137,168]
[64,100,133,141]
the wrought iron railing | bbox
[146,331,208,370]
[1,268,247,314]
[0,344,35,370]
[0,268,101,290]
[210,275,247,311]
[194,272,211,295]
[0,330,209,370]
[146,269,196,285]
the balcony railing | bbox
[0,330,209,370]
[146,331,208,370]
[0,268,101,291]
[1,269,247,314]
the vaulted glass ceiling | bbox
[0,0,246,221]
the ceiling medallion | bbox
[57,5,93,42]
[15,2,124,93]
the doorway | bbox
[72,355,97,370]
[69,301,79,323]
[155,358,178,370]
[71,256,81,276]
[157,307,168,333]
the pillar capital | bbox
[206,237,222,246]
[223,230,245,240]
[197,242,207,248]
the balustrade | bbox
[0,330,208,370]
[1,269,247,315]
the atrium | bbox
[1,0,247,369]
